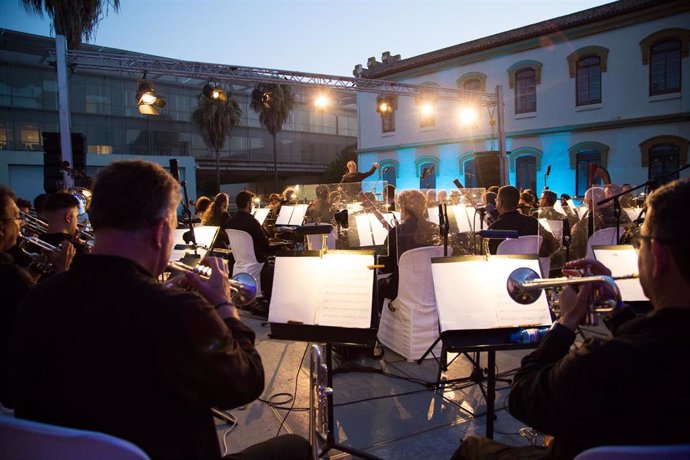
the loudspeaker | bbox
[42,132,86,193]
[474,151,501,188]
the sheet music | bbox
[369,214,389,245]
[253,208,270,225]
[276,205,294,225]
[316,254,374,328]
[289,204,308,225]
[592,245,647,301]
[448,205,473,233]
[381,212,398,228]
[432,256,552,331]
[553,201,568,216]
[170,227,214,261]
[538,219,563,242]
[268,253,374,328]
[428,207,440,225]
[355,214,374,246]
[623,207,643,222]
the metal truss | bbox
[64,50,498,107]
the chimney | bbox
[353,64,364,77]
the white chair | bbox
[586,227,622,259]
[377,245,449,362]
[574,443,690,459]
[496,235,550,276]
[0,415,150,460]
[226,229,264,296]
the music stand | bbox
[268,250,382,460]
[427,255,552,438]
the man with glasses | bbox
[454,177,690,459]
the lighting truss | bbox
[61,50,498,107]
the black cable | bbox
[275,344,308,437]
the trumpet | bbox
[507,267,637,325]
[309,344,332,459]
[19,210,48,235]
[166,260,257,306]
[18,231,60,274]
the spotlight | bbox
[459,106,478,125]
[376,95,396,114]
[203,83,227,102]
[421,102,434,117]
[136,80,166,115]
[252,88,271,108]
[314,94,329,110]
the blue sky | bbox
[1,0,612,76]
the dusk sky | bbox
[1,0,613,77]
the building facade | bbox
[0,29,357,201]
[355,0,689,197]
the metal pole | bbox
[496,85,507,185]
[55,35,74,188]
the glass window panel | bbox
[515,69,536,114]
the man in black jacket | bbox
[226,191,272,264]
[10,161,309,460]
[453,178,690,459]
[339,160,379,200]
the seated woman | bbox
[202,193,231,248]
[377,189,440,312]
[306,185,334,224]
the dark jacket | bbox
[226,210,272,263]
[340,165,378,199]
[10,255,264,460]
[509,308,690,459]
[488,210,558,256]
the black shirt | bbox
[226,210,272,263]
[487,210,539,253]
[10,254,264,460]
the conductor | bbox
[339,160,379,199]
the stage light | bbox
[377,100,391,113]
[421,102,434,117]
[459,106,478,125]
[314,94,329,110]
[136,80,166,115]
[203,83,227,102]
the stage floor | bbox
[215,313,608,459]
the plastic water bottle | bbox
[509,327,550,344]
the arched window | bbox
[515,156,536,192]
[648,144,680,185]
[382,164,397,188]
[576,151,601,197]
[576,56,602,105]
[515,69,536,114]
[650,40,681,95]
[463,158,477,188]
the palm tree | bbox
[21,0,121,49]
[250,83,295,190]
[192,92,242,193]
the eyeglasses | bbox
[631,233,672,250]
[0,216,21,223]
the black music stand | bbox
[268,251,382,460]
[425,255,552,439]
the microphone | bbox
[545,165,551,177]
[438,203,445,228]
[453,178,464,189]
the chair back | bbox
[0,415,150,460]
[586,227,621,259]
[496,235,543,255]
[226,229,264,295]
[377,245,448,361]
[574,443,690,460]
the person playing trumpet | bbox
[10,161,310,460]
[39,191,90,258]
[453,177,690,459]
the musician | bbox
[9,161,310,460]
[0,186,35,409]
[193,195,211,223]
[454,177,690,459]
[518,190,536,215]
[383,184,396,212]
[488,186,558,256]
[202,192,232,248]
[39,192,90,258]
[533,190,564,221]
[339,160,379,199]
[378,189,439,311]
[569,187,618,260]
[305,184,334,224]
[480,191,499,226]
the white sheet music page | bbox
[449,205,472,233]
[432,256,552,332]
[592,245,647,301]
[623,207,643,222]
[315,253,373,328]
[253,208,270,226]
[368,214,389,245]
[268,257,322,324]
[276,205,294,225]
[355,214,374,246]
[289,204,308,225]
[428,208,440,225]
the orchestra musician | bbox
[193,195,211,223]
[305,184,334,224]
[377,189,439,312]
[202,192,232,248]
[39,191,91,259]
[9,160,310,460]
[454,177,690,460]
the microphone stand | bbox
[179,179,199,259]
[438,204,449,256]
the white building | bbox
[355,0,690,197]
